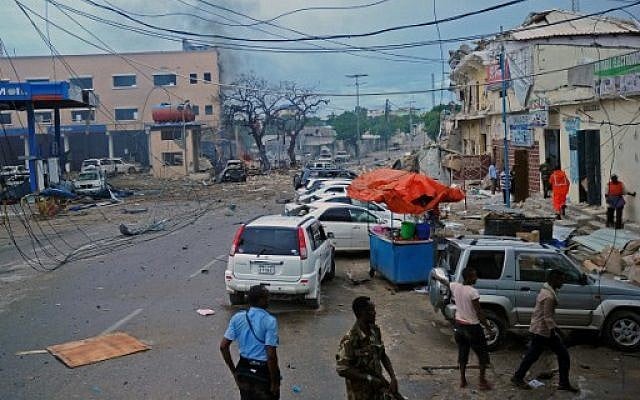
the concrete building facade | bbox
[445,9,640,221]
[0,48,220,171]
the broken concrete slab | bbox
[571,228,640,253]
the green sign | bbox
[595,51,640,77]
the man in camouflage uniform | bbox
[336,296,399,400]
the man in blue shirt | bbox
[220,285,281,399]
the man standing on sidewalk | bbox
[549,166,570,220]
[605,174,636,229]
[432,268,493,390]
[336,296,400,400]
[539,158,552,198]
[220,285,281,400]
[511,270,579,393]
[488,161,498,195]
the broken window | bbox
[162,152,183,166]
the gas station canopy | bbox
[0,81,98,110]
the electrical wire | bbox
[77,0,530,43]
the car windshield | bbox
[78,172,99,181]
[84,160,98,166]
[237,227,299,256]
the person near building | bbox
[549,166,570,219]
[500,169,513,205]
[539,158,552,199]
[511,270,579,393]
[605,174,636,229]
[488,161,498,195]
[432,267,493,390]
[220,285,281,400]
[336,296,400,400]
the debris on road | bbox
[15,349,49,356]
[196,308,215,316]
[119,219,167,236]
[46,331,150,368]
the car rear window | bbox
[237,227,299,256]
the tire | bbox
[229,292,246,305]
[127,167,136,174]
[604,310,640,351]
[483,309,507,351]
[323,256,336,281]
[306,277,321,309]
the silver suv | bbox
[225,215,335,309]
[429,236,640,351]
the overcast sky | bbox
[2,0,639,115]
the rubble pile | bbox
[583,240,640,284]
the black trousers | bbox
[513,332,570,385]
[454,322,490,366]
[236,358,279,400]
[606,206,624,229]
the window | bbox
[153,73,176,86]
[237,227,299,256]
[325,197,351,204]
[325,187,346,194]
[347,208,377,223]
[35,111,52,124]
[0,113,12,125]
[71,109,95,122]
[115,108,138,121]
[162,152,183,166]
[203,72,211,83]
[516,253,582,284]
[205,105,213,115]
[192,105,200,116]
[466,250,505,280]
[319,207,351,222]
[160,128,182,140]
[113,74,136,88]
[69,77,93,90]
[307,222,326,250]
[189,73,197,84]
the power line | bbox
[77,0,529,43]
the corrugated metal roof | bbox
[510,10,640,41]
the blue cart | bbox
[369,233,435,285]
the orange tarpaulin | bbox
[346,168,465,214]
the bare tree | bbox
[282,82,329,166]
[221,74,286,171]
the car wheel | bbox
[323,254,336,281]
[306,277,321,309]
[127,167,136,174]
[229,292,246,305]
[483,309,507,351]
[604,310,640,351]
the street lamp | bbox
[346,74,367,158]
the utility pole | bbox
[500,27,511,208]
[346,73,367,159]
[431,73,436,110]
[571,0,579,12]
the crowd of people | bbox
[219,270,579,399]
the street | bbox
[1,172,639,400]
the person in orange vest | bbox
[605,175,636,229]
[549,166,570,220]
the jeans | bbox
[513,332,571,385]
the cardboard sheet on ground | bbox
[347,168,465,214]
[47,332,149,368]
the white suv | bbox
[225,215,335,309]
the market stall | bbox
[347,168,465,285]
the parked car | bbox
[298,203,384,251]
[81,159,105,174]
[73,169,107,196]
[218,161,248,183]
[334,150,350,163]
[297,184,349,203]
[303,195,407,223]
[105,158,142,174]
[225,214,335,308]
[1,165,29,179]
[297,178,353,196]
[429,236,640,351]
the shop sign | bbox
[486,59,510,91]
[595,51,640,97]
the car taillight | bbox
[298,227,308,260]
[230,225,245,256]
